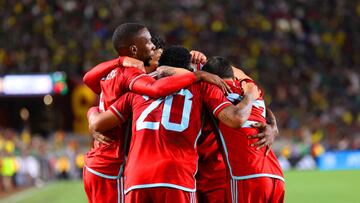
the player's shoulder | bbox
[122,66,145,75]
[107,66,144,78]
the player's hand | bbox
[190,50,207,64]
[87,106,114,145]
[195,71,232,94]
[89,127,114,145]
[248,122,278,156]
[121,56,145,71]
[241,81,260,100]
[93,132,114,145]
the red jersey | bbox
[85,67,143,177]
[99,67,146,111]
[217,80,284,181]
[110,82,232,193]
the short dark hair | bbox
[202,56,234,78]
[112,23,146,54]
[151,35,165,50]
[158,45,191,70]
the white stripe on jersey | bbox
[128,74,147,90]
[212,101,232,115]
[110,105,125,122]
[124,183,196,194]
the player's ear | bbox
[130,45,138,56]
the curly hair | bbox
[158,45,191,70]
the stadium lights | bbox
[0,72,68,96]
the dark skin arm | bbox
[232,65,279,155]
[249,108,279,155]
[156,66,232,94]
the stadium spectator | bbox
[0,128,88,194]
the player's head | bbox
[148,35,166,71]
[112,23,155,66]
[152,35,166,51]
[202,56,234,79]
[158,45,192,71]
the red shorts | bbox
[83,167,124,203]
[228,177,285,203]
[197,187,227,203]
[126,187,196,203]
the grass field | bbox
[0,170,359,203]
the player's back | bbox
[112,82,231,193]
[218,80,284,180]
[85,66,142,176]
[196,116,227,195]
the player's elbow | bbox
[143,88,162,98]
[83,74,101,94]
[89,120,104,133]
[218,107,246,128]
[83,74,91,86]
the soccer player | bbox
[193,61,278,203]
[87,46,260,203]
[83,23,229,203]
[195,115,228,203]
[202,56,285,203]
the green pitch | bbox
[0,170,359,203]
[284,170,360,203]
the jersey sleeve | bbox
[83,57,125,94]
[109,92,134,123]
[125,68,198,98]
[200,82,232,117]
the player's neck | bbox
[224,78,234,82]
[118,50,134,58]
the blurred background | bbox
[0,0,359,202]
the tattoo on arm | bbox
[235,95,253,121]
[218,111,232,123]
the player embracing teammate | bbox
[83,22,284,203]
[201,57,285,203]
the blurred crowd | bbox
[0,128,87,193]
[0,1,359,170]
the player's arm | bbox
[130,70,230,98]
[156,65,231,94]
[249,108,279,155]
[87,107,115,144]
[88,109,122,133]
[204,82,258,128]
[216,95,255,128]
[83,57,144,94]
[155,65,192,77]
[88,94,132,134]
